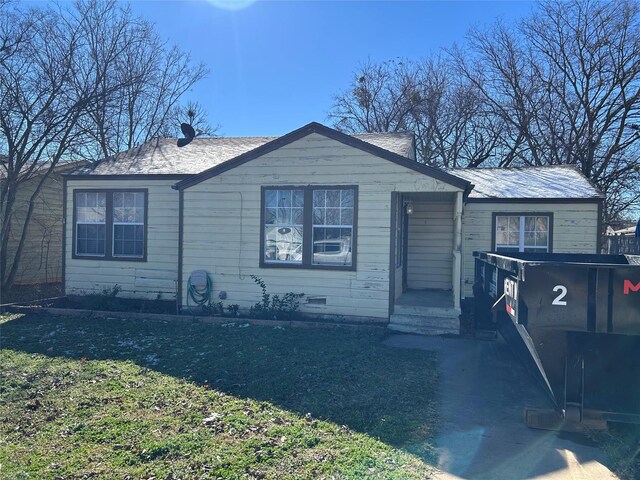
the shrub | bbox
[249,275,304,320]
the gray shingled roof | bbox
[71,131,415,176]
[1,159,86,181]
[447,165,604,200]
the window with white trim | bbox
[495,214,550,253]
[74,190,146,260]
[262,186,356,269]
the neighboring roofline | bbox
[467,197,604,204]
[1,159,88,182]
[65,173,192,181]
[172,122,471,191]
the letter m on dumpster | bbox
[624,280,640,295]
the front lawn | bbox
[0,314,439,479]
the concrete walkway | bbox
[385,334,618,480]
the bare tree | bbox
[332,1,640,224]
[452,0,640,223]
[330,59,422,134]
[0,0,209,290]
[329,58,504,168]
[412,58,505,168]
[162,101,219,138]
[75,2,208,159]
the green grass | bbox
[594,423,640,480]
[0,313,439,479]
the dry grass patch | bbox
[0,313,439,479]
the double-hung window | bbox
[494,213,552,253]
[74,190,147,260]
[75,192,106,256]
[262,186,357,269]
[112,192,145,257]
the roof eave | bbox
[466,196,604,203]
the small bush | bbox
[249,275,304,320]
[226,304,239,317]
[79,284,123,311]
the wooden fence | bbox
[603,236,640,254]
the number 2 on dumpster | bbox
[552,285,567,306]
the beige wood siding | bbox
[406,200,454,290]
[182,133,462,321]
[65,179,179,299]
[461,202,600,297]
[5,172,65,284]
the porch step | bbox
[388,314,460,336]
[392,303,461,318]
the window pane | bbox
[341,189,354,208]
[278,190,292,208]
[341,207,353,226]
[496,214,549,252]
[113,224,144,257]
[326,208,340,225]
[277,206,291,224]
[263,189,304,264]
[264,226,303,263]
[75,192,106,256]
[326,190,340,207]
[76,224,105,256]
[265,208,276,225]
[313,190,324,208]
[536,231,548,246]
[536,217,548,232]
[524,217,536,231]
[292,207,304,225]
[313,207,324,225]
[265,190,277,208]
[293,190,304,207]
[524,232,536,246]
[76,192,105,222]
[113,192,144,224]
[313,227,352,266]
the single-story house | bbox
[2,160,85,286]
[63,122,603,332]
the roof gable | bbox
[173,122,469,191]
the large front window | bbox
[74,190,146,260]
[262,186,357,269]
[494,214,551,253]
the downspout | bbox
[452,190,463,311]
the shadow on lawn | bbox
[0,314,438,451]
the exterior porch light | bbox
[405,201,414,215]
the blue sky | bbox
[129,1,534,137]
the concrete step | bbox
[392,303,460,318]
[388,314,460,336]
